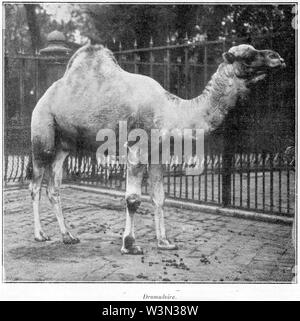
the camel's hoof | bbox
[34,231,51,242]
[121,245,143,255]
[158,239,178,250]
[62,232,80,244]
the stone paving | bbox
[3,186,295,282]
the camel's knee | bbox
[126,193,141,213]
[30,186,41,201]
[46,186,60,204]
[151,188,165,208]
[29,177,43,201]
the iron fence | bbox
[4,33,295,216]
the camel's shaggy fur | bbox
[28,42,285,252]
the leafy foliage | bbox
[71,4,295,48]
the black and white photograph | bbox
[1,0,297,297]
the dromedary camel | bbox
[27,43,285,254]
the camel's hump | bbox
[64,42,119,75]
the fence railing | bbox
[61,151,294,216]
[3,150,295,216]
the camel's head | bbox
[223,44,285,85]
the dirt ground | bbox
[3,186,295,282]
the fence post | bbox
[203,43,208,85]
[39,30,71,179]
[221,37,235,207]
[184,33,189,99]
[149,37,154,78]
[35,49,40,103]
[165,36,171,90]
[19,55,25,123]
[222,118,233,207]
[39,30,71,91]
[118,42,122,67]
[133,40,139,74]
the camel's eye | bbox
[243,53,256,65]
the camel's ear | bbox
[223,52,235,64]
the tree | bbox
[24,4,42,53]
[72,4,295,48]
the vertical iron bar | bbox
[134,40,138,74]
[118,42,122,68]
[167,164,170,196]
[166,36,170,91]
[232,153,235,206]
[198,172,201,202]
[35,57,40,103]
[218,153,221,204]
[19,155,25,182]
[13,155,20,182]
[8,155,14,181]
[4,153,8,184]
[240,152,243,207]
[185,171,188,199]
[192,175,195,200]
[262,152,265,212]
[204,44,208,86]
[278,153,282,213]
[270,152,274,213]
[184,46,189,99]
[20,58,25,120]
[211,153,214,202]
[179,164,182,199]
[255,151,258,210]
[247,152,250,209]
[204,155,208,202]
[222,122,232,207]
[287,158,290,215]
[149,38,154,78]
[173,165,176,198]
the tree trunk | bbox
[24,4,42,53]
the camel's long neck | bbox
[173,63,248,131]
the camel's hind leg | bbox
[149,165,178,250]
[46,149,80,244]
[30,159,50,241]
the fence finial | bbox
[184,32,189,43]
[119,41,122,51]
[150,37,153,47]
[166,35,170,45]
[134,39,137,49]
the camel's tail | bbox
[25,153,33,180]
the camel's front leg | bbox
[149,165,178,250]
[121,161,145,255]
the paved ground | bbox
[3,186,295,282]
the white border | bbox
[0,0,299,301]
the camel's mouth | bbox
[267,61,286,70]
[249,59,285,82]
[265,54,286,70]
